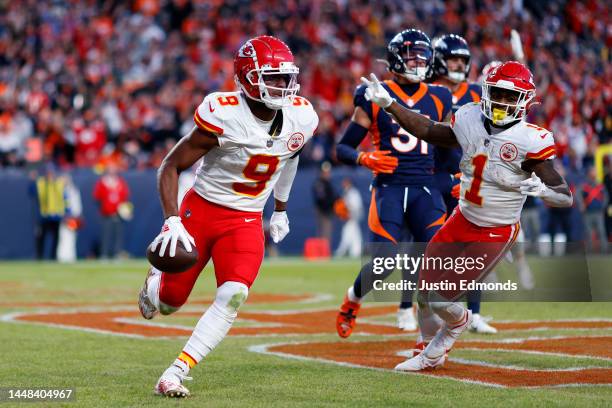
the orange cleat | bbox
[336,295,361,338]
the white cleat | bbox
[154,362,192,398]
[138,267,159,320]
[469,313,498,334]
[395,352,447,371]
[397,308,417,331]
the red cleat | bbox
[412,341,428,357]
[336,295,361,338]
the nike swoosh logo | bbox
[244,218,257,223]
[209,102,215,112]
[489,233,503,238]
[539,133,547,139]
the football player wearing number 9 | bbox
[360,61,572,371]
[335,29,453,337]
[138,36,318,397]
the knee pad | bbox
[215,281,249,315]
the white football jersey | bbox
[192,91,318,212]
[451,102,556,227]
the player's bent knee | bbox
[158,285,190,314]
[159,301,181,315]
[215,281,249,314]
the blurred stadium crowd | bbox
[0,0,610,251]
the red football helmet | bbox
[481,61,536,125]
[234,36,300,109]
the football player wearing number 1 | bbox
[429,34,497,335]
[360,61,572,371]
[137,36,318,397]
[335,29,452,336]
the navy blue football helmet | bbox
[385,29,433,82]
[432,34,471,83]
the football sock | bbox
[430,301,466,326]
[466,290,481,314]
[347,286,361,303]
[176,351,197,371]
[426,302,468,358]
[417,303,443,343]
[182,281,248,365]
[399,301,413,309]
[352,260,397,298]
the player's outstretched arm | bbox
[520,160,573,207]
[361,74,459,148]
[158,126,219,218]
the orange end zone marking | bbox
[0,293,313,309]
[267,338,612,388]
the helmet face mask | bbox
[387,29,433,83]
[482,77,535,125]
[399,44,432,82]
[445,56,469,83]
[234,37,300,110]
[433,34,471,84]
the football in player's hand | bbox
[146,241,198,274]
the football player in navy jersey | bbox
[335,29,453,337]
[428,34,497,334]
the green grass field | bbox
[0,259,611,407]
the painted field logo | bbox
[2,298,611,388]
[254,336,612,388]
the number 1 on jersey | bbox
[465,154,487,206]
[233,154,279,197]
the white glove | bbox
[270,211,290,243]
[510,29,525,61]
[519,173,547,197]
[360,73,393,109]
[150,216,195,257]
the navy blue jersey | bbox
[451,82,481,113]
[355,80,452,186]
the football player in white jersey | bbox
[360,61,572,371]
[137,35,318,396]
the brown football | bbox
[146,241,198,274]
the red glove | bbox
[358,150,398,174]
[451,172,462,199]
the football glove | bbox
[270,211,290,243]
[360,73,393,109]
[358,150,398,174]
[519,173,547,197]
[519,173,573,207]
[451,172,462,199]
[150,216,195,257]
